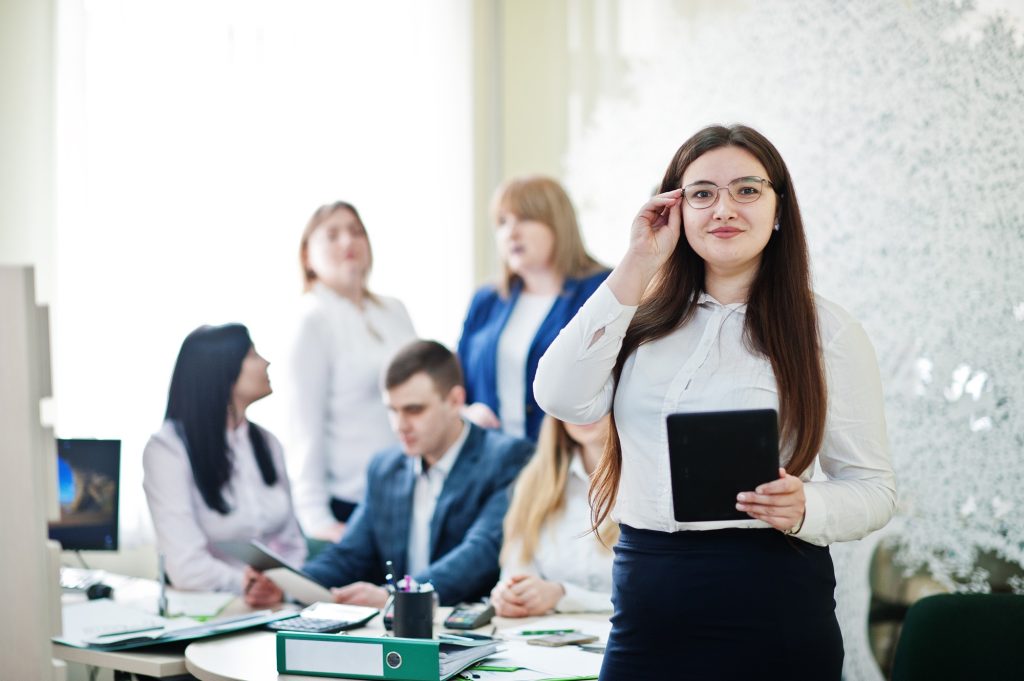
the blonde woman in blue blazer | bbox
[457,176,608,441]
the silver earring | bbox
[773,221,780,232]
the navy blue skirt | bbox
[600,525,843,681]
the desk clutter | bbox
[273,617,608,680]
[54,583,609,681]
[55,598,290,650]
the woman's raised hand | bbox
[607,189,684,306]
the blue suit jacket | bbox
[457,270,609,441]
[302,423,534,606]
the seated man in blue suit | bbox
[254,339,534,608]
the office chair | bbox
[889,592,1024,681]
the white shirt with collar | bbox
[534,282,897,547]
[142,419,307,593]
[406,420,471,576]
[284,282,416,534]
[501,452,614,612]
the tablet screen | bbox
[666,409,780,522]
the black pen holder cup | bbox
[392,590,434,639]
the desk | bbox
[185,612,611,681]
[52,641,189,679]
[52,573,255,679]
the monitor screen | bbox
[48,439,120,551]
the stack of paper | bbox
[438,641,502,678]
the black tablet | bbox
[667,409,780,522]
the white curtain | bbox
[54,0,474,546]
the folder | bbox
[54,599,292,651]
[275,631,501,680]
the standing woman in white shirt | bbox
[534,125,896,680]
[143,324,306,604]
[458,176,608,441]
[286,202,416,542]
[491,414,615,616]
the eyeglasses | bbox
[681,176,774,209]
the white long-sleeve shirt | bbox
[501,453,613,612]
[284,283,416,534]
[142,420,307,593]
[534,283,896,547]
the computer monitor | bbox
[48,439,120,551]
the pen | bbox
[520,628,578,635]
[157,553,168,616]
[385,559,396,592]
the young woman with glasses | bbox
[535,125,896,679]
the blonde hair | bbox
[298,201,377,302]
[501,416,619,566]
[491,176,604,297]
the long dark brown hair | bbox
[589,124,827,536]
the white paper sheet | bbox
[166,589,234,617]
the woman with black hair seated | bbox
[143,324,306,603]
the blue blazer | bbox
[457,270,609,441]
[302,423,534,606]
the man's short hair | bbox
[385,340,464,395]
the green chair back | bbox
[890,593,1024,681]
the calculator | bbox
[267,603,379,634]
[266,616,357,634]
[443,602,495,630]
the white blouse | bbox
[501,454,614,613]
[534,283,897,547]
[496,292,557,438]
[142,420,307,593]
[284,283,416,534]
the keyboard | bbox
[266,615,357,634]
[60,567,104,592]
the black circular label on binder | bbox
[386,651,402,669]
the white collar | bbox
[697,291,747,312]
[568,450,590,483]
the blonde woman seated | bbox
[490,415,616,616]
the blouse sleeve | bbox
[262,429,309,566]
[284,310,337,535]
[142,429,242,593]
[533,283,638,424]
[795,320,898,546]
[498,536,540,581]
[391,297,418,338]
[556,582,613,613]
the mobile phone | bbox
[443,602,495,630]
[527,632,599,647]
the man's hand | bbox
[331,581,390,608]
